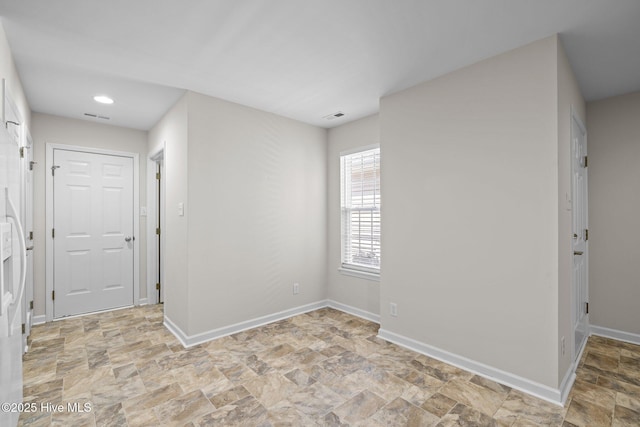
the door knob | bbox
[124,236,132,242]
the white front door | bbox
[571,113,589,358]
[53,149,134,318]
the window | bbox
[340,146,381,276]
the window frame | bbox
[339,144,381,281]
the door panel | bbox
[53,149,134,318]
[572,114,588,358]
[22,132,34,344]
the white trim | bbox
[147,147,165,305]
[590,325,640,346]
[556,331,588,403]
[165,300,328,348]
[377,328,566,406]
[557,330,588,404]
[139,298,148,306]
[575,332,589,363]
[339,143,380,157]
[52,304,134,321]
[338,267,380,282]
[45,143,53,321]
[163,315,188,347]
[32,315,45,325]
[560,334,588,404]
[45,143,140,321]
[327,300,380,323]
[132,151,140,306]
[146,155,158,304]
[558,367,577,405]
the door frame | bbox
[45,143,140,322]
[570,107,589,361]
[146,147,165,305]
[20,127,34,344]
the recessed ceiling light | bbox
[93,95,114,104]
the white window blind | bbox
[341,147,381,273]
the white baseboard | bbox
[377,328,566,406]
[163,315,189,347]
[164,300,328,348]
[138,298,148,306]
[327,300,380,324]
[558,364,577,405]
[590,325,640,345]
[556,333,588,405]
[32,315,46,325]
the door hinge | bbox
[29,231,33,240]
[19,147,25,158]
[52,228,55,238]
[156,172,161,180]
[585,229,589,241]
[52,290,55,301]
[156,283,160,290]
[156,227,161,235]
[51,165,60,176]
[585,302,589,314]
[583,156,588,168]
[21,323,25,334]
[30,161,36,171]
[30,300,33,310]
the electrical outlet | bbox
[293,283,299,295]
[561,337,565,356]
[390,302,398,317]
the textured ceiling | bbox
[1,0,639,130]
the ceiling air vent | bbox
[84,113,111,120]
[323,111,345,121]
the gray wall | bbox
[31,113,149,316]
[327,114,380,316]
[587,91,640,336]
[379,36,561,387]
[150,91,327,337]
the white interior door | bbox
[53,149,134,318]
[571,113,588,358]
[21,131,34,345]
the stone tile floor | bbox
[18,304,640,426]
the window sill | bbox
[338,267,380,282]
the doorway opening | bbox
[148,150,164,305]
[156,159,164,303]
